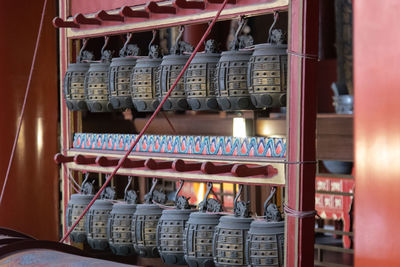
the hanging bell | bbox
[131,178,166,258]
[63,39,92,111]
[216,19,255,111]
[184,40,220,111]
[85,185,116,250]
[131,31,162,112]
[157,180,194,265]
[107,177,137,256]
[184,182,223,267]
[159,27,193,111]
[109,33,139,110]
[247,187,284,267]
[85,36,114,112]
[213,185,253,267]
[65,174,94,243]
[248,14,288,108]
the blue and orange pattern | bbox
[73,133,286,158]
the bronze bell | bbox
[247,187,284,267]
[85,36,114,112]
[159,27,193,111]
[216,19,255,111]
[131,33,162,112]
[107,177,137,256]
[184,40,220,111]
[247,17,288,108]
[157,180,194,265]
[65,174,94,243]
[184,182,223,267]
[131,178,166,258]
[109,33,139,110]
[63,39,92,111]
[85,184,116,250]
[213,185,253,267]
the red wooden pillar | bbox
[354,1,400,266]
[0,0,58,240]
[286,0,319,266]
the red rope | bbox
[0,0,48,205]
[59,0,230,243]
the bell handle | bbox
[199,182,213,212]
[148,30,157,55]
[120,32,133,57]
[148,177,158,196]
[232,16,246,50]
[77,38,89,63]
[100,36,111,60]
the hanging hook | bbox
[233,184,243,212]
[231,16,246,50]
[267,11,279,43]
[124,176,133,197]
[77,38,89,63]
[81,173,90,190]
[101,36,110,55]
[263,186,277,212]
[174,180,185,201]
[148,30,157,52]
[120,32,133,56]
[203,182,213,202]
[149,177,158,195]
[175,25,185,45]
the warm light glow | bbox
[37,118,43,152]
[233,117,247,137]
[196,183,205,204]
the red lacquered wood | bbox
[73,155,96,165]
[145,1,176,14]
[96,156,119,167]
[286,0,319,266]
[54,153,74,164]
[231,164,269,177]
[145,158,173,170]
[201,162,234,174]
[73,13,101,25]
[172,159,202,172]
[0,0,58,241]
[354,1,400,266]
[95,10,124,22]
[119,6,149,18]
[207,0,236,4]
[52,17,79,28]
[173,0,205,10]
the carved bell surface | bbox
[66,193,93,243]
[184,183,223,267]
[159,27,193,111]
[131,179,166,258]
[85,186,116,250]
[107,178,138,256]
[216,20,255,111]
[63,39,93,111]
[85,37,114,112]
[109,34,139,110]
[131,44,162,112]
[247,187,284,267]
[248,23,288,108]
[157,181,194,265]
[213,185,253,267]
[184,40,220,111]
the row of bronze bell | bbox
[66,176,284,267]
[63,21,287,113]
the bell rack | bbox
[53,0,289,38]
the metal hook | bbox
[101,36,110,55]
[175,25,185,45]
[202,182,213,203]
[148,30,157,53]
[174,180,185,201]
[233,184,243,211]
[80,172,90,193]
[267,11,279,43]
[232,17,247,50]
[120,32,133,56]
[148,177,158,195]
[78,38,89,63]
[263,186,277,211]
[124,176,133,197]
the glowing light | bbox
[196,183,205,204]
[233,117,247,137]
